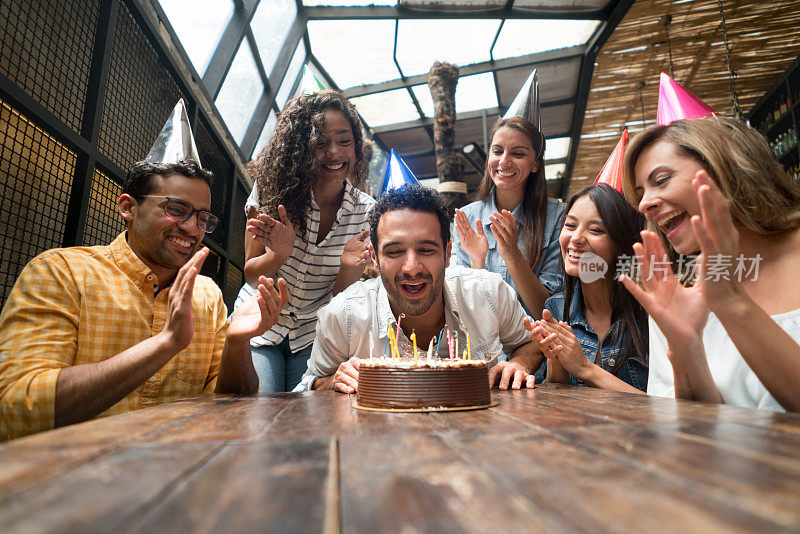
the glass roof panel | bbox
[308,20,401,89]
[514,0,609,8]
[276,41,307,110]
[250,0,297,78]
[401,0,503,7]
[303,0,397,5]
[492,19,601,60]
[252,110,278,160]
[350,89,421,128]
[215,39,264,144]
[158,0,234,75]
[395,19,501,77]
[411,72,498,116]
[545,136,571,160]
[545,163,566,181]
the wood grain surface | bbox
[1,384,799,533]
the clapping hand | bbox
[161,247,210,352]
[229,276,289,341]
[454,209,489,268]
[341,230,370,271]
[488,209,521,260]
[247,204,296,259]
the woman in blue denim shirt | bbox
[452,117,564,317]
[529,184,648,392]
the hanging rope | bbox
[661,15,675,78]
[717,0,742,119]
[637,81,647,129]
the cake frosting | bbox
[356,359,490,410]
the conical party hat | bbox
[299,64,326,95]
[143,99,202,165]
[656,72,715,126]
[381,149,420,195]
[594,129,628,193]
[503,69,541,131]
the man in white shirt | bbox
[295,185,542,393]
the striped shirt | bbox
[0,233,228,440]
[236,181,374,353]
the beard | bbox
[380,269,445,317]
[129,218,199,272]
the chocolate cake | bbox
[356,359,491,410]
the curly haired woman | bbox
[234,90,374,392]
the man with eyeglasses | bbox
[0,159,288,440]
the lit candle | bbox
[466,331,471,360]
[387,323,396,360]
[395,314,404,359]
[447,330,453,359]
[455,332,459,360]
[463,349,468,359]
[427,338,434,361]
[411,330,417,363]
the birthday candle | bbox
[455,333,459,360]
[411,330,417,363]
[466,331,471,360]
[435,329,444,359]
[395,313,404,358]
[447,330,453,359]
[427,338,434,361]
[387,323,396,359]
[463,349,467,359]
[370,336,374,359]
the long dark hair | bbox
[562,184,648,369]
[476,116,547,269]
[252,90,366,239]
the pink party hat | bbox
[594,129,628,192]
[656,72,715,125]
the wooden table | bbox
[2,385,800,533]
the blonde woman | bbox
[620,116,800,411]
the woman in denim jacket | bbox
[529,184,648,392]
[452,117,564,317]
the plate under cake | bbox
[355,359,491,411]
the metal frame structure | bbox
[150,0,632,196]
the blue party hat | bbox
[381,149,420,194]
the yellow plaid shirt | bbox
[0,233,228,440]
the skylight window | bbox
[545,137,571,160]
[158,0,234,75]
[411,72,498,116]
[492,19,601,60]
[215,39,264,144]
[250,0,297,77]
[395,19,501,77]
[252,111,278,159]
[308,20,401,89]
[276,42,307,110]
[350,89,421,127]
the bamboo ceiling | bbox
[569,0,800,195]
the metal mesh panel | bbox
[98,1,188,170]
[0,0,100,132]
[0,100,76,308]
[224,263,243,311]
[195,114,232,248]
[227,181,247,267]
[82,169,125,246]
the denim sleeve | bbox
[536,201,565,296]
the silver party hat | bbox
[503,69,541,131]
[143,99,202,166]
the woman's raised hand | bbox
[489,209,522,261]
[247,204,296,259]
[454,209,489,268]
[341,229,370,270]
[690,170,748,311]
[620,230,709,353]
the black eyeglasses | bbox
[134,195,219,233]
